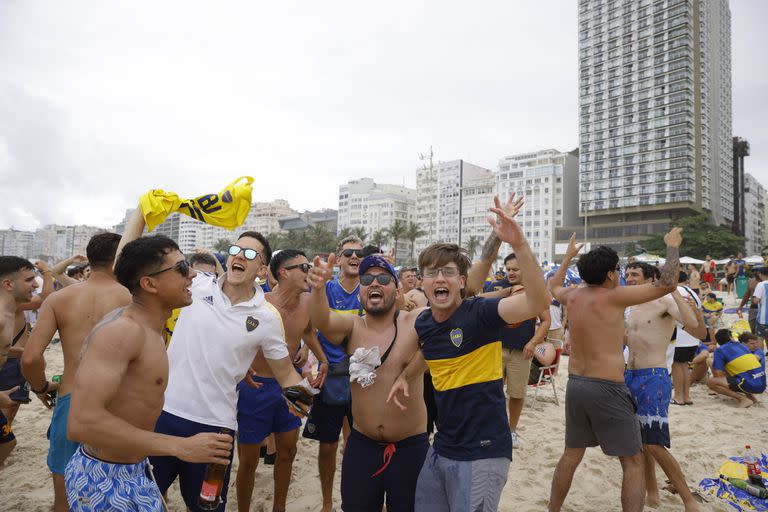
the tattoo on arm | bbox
[655,246,679,288]
[480,233,502,261]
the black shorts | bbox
[565,375,641,457]
[673,346,697,363]
[727,275,735,284]
[0,410,15,444]
[341,429,429,512]
[302,391,352,444]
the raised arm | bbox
[548,233,584,306]
[113,207,146,271]
[67,318,231,464]
[610,227,682,307]
[306,253,355,344]
[487,196,550,324]
[21,299,59,408]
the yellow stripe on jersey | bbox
[428,341,502,392]
[163,308,181,349]
[330,308,363,315]
[725,353,761,377]
[263,301,287,344]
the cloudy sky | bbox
[1,1,766,231]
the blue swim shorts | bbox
[65,446,164,511]
[48,393,79,475]
[236,377,301,445]
[624,367,671,447]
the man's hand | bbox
[522,339,540,360]
[498,192,524,218]
[664,227,683,248]
[244,368,264,389]
[308,254,336,289]
[175,432,233,465]
[293,344,309,368]
[0,387,21,408]
[487,195,526,247]
[386,375,410,411]
[565,233,585,260]
[737,309,743,319]
[383,247,396,265]
[282,383,317,418]
[403,295,418,312]
[310,362,328,389]
[35,380,59,409]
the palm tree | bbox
[351,226,368,243]
[385,220,408,264]
[405,222,427,265]
[213,238,232,252]
[464,235,482,261]
[336,227,353,241]
[371,229,389,250]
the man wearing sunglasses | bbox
[387,195,550,512]
[308,253,428,512]
[236,249,329,512]
[302,235,364,512]
[114,208,312,512]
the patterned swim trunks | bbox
[624,367,672,448]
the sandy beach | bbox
[1,293,764,511]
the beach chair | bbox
[528,347,562,410]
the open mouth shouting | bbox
[231,262,246,275]
[433,286,450,303]
[367,288,384,305]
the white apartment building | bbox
[497,149,580,265]
[338,178,416,255]
[414,160,494,255]
[578,0,733,251]
[744,173,766,256]
[0,229,35,259]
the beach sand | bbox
[1,293,764,511]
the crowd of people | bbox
[0,193,765,512]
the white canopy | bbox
[745,255,765,264]
[633,252,664,263]
[679,256,705,264]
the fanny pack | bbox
[322,360,351,406]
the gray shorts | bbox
[415,446,510,512]
[565,374,642,457]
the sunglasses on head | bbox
[228,245,260,261]
[283,263,312,273]
[360,273,394,286]
[340,248,365,258]
[146,259,191,278]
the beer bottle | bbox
[50,375,62,407]
[198,428,231,510]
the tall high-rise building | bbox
[498,149,580,264]
[578,0,733,252]
[743,174,765,256]
[415,160,494,254]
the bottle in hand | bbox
[198,428,232,510]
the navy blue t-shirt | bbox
[416,297,511,461]
[497,287,536,351]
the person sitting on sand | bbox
[701,293,723,327]
[707,329,766,407]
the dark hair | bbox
[0,256,34,280]
[626,261,657,280]
[759,267,768,276]
[361,245,381,258]
[418,243,471,298]
[269,249,307,281]
[66,266,84,278]
[652,266,661,280]
[678,270,688,283]
[576,246,618,285]
[86,232,122,269]
[738,332,759,344]
[399,267,417,278]
[237,231,272,265]
[714,328,732,345]
[115,235,180,294]
[189,253,217,269]
[503,253,517,265]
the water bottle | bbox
[198,428,231,510]
[721,474,768,499]
[50,375,62,407]
[745,445,765,488]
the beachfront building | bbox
[0,229,35,259]
[497,149,580,265]
[414,160,494,255]
[577,0,734,253]
[744,173,766,256]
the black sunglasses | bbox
[283,263,312,273]
[146,259,191,278]
[228,245,260,261]
[360,273,393,286]
[340,248,365,258]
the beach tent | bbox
[679,256,705,264]
[745,255,764,264]
[633,253,665,263]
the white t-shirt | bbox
[754,281,768,325]
[549,302,563,331]
[673,285,703,348]
[163,272,289,429]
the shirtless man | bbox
[22,233,132,511]
[547,228,681,512]
[235,249,328,512]
[0,256,39,466]
[624,261,701,511]
[307,253,427,511]
[64,235,233,511]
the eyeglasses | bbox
[360,273,394,286]
[422,266,460,278]
[340,248,365,258]
[283,263,312,273]
[146,259,191,278]
[228,245,260,261]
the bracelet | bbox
[31,381,50,395]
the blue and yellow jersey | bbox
[318,279,362,365]
[713,342,766,393]
[416,297,511,461]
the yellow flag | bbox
[139,176,254,232]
